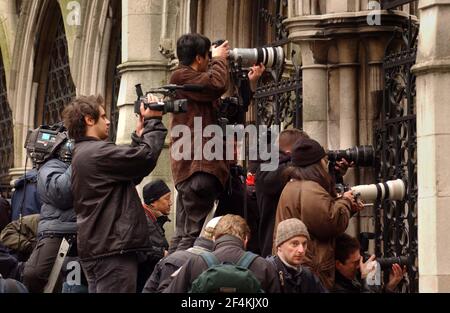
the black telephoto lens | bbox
[377,256,410,270]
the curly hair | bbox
[62,95,105,141]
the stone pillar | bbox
[412,0,450,293]
[336,38,359,236]
[300,41,328,147]
[118,0,176,238]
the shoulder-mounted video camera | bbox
[24,123,73,168]
[134,84,204,115]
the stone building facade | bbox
[0,0,448,292]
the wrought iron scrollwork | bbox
[254,50,302,129]
[260,0,289,45]
[375,17,418,293]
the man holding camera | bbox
[333,233,406,293]
[168,33,231,252]
[21,127,75,293]
[63,95,167,293]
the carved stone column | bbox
[412,0,450,292]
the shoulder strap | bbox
[236,251,258,269]
[199,251,220,268]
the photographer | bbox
[274,138,364,290]
[168,33,230,252]
[333,233,406,293]
[63,94,167,293]
[22,132,76,293]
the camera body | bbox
[25,123,73,168]
[133,84,189,115]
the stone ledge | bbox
[412,59,450,75]
[118,61,171,74]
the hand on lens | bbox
[212,40,230,59]
[335,158,353,176]
[386,263,406,291]
[248,63,265,81]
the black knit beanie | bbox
[291,138,326,167]
[143,180,171,204]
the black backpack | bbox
[10,169,42,221]
[190,251,264,293]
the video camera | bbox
[25,123,73,168]
[133,84,203,115]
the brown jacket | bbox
[169,58,230,187]
[72,119,167,261]
[274,179,353,290]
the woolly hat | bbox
[275,218,310,247]
[291,138,326,167]
[143,180,171,205]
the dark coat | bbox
[145,212,170,263]
[255,152,291,257]
[71,119,167,261]
[169,58,230,188]
[37,159,76,235]
[266,255,328,293]
[163,235,281,293]
[332,270,373,293]
[143,236,213,293]
[0,196,11,233]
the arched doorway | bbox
[33,2,76,127]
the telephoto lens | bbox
[377,256,410,270]
[327,145,375,167]
[229,46,285,69]
[350,179,406,203]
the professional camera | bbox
[25,123,73,168]
[212,39,285,71]
[351,179,406,203]
[133,83,203,115]
[359,232,412,271]
[328,145,375,167]
[336,179,406,203]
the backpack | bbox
[10,169,42,221]
[189,251,264,293]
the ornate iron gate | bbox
[374,18,419,293]
[254,0,302,130]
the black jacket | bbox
[143,236,213,293]
[163,235,281,293]
[266,255,328,293]
[332,270,374,293]
[255,152,291,257]
[71,118,167,260]
[37,159,76,235]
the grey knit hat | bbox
[275,218,310,247]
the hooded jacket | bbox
[37,159,76,236]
